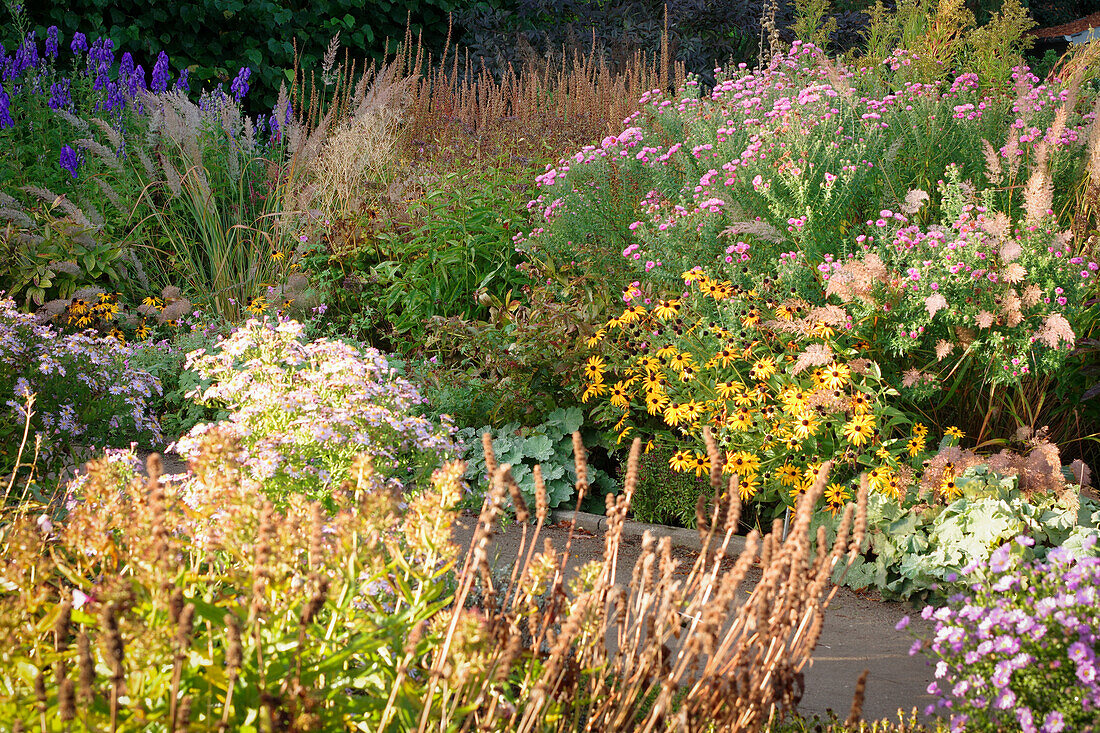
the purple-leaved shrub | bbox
[172,317,455,501]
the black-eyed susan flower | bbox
[749,356,777,381]
[842,413,875,447]
[710,346,736,368]
[108,327,125,343]
[583,356,607,382]
[669,449,695,472]
[775,463,800,487]
[669,351,694,372]
[655,344,678,360]
[608,381,632,408]
[912,422,929,439]
[734,474,760,500]
[582,381,608,403]
[586,330,606,348]
[246,296,267,315]
[714,380,740,401]
[818,362,851,390]
[824,483,850,515]
[791,412,819,441]
[653,299,681,320]
[906,435,925,457]
[945,425,965,440]
[135,321,151,340]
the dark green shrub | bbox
[16,0,458,109]
[628,442,711,527]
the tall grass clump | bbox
[0,423,871,729]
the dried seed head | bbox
[78,631,95,702]
[501,465,529,523]
[54,599,72,652]
[299,573,330,626]
[146,452,163,480]
[533,464,548,523]
[176,694,192,733]
[175,603,196,651]
[572,431,589,499]
[482,432,498,478]
[309,502,325,569]
[845,669,870,727]
[101,603,125,681]
[169,588,185,626]
[225,614,243,674]
[851,473,870,558]
[59,678,77,722]
[622,437,642,501]
[35,668,47,708]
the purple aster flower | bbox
[230,66,251,101]
[70,32,87,55]
[45,26,59,59]
[150,51,170,92]
[59,144,82,178]
[1018,707,1036,733]
[990,543,1013,573]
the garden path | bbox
[452,515,935,724]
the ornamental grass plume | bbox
[2,422,868,729]
[406,427,870,731]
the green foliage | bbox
[628,442,711,527]
[457,407,613,511]
[367,166,529,341]
[16,0,458,110]
[817,467,1100,601]
[0,217,127,308]
[792,0,839,51]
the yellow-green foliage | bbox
[792,0,839,52]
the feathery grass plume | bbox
[89,117,124,149]
[721,220,785,243]
[20,186,98,232]
[52,107,91,133]
[980,138,1002,181]
[0,208,34,227]
[899,188,930,215]
[73,137,124,173]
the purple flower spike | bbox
[45,26,59,59]
[230,66,251,102]
[0,88,14,129]
[59,145,82,178]
[119,51,134,80]
[174,67,190,93]
[70,32,87,55]
[48,78,72,110]
[151,51,170,92]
